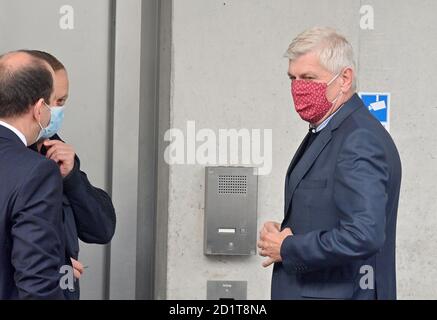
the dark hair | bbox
[25,50,65,72]
[0,54,53,118]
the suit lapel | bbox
[284,129,332,217]
[285,131,311,185]
[284,131,310,212]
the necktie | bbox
[304,128,319,153]
[287,128,319,179]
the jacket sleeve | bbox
[280,128,389,274]
[11,159,65,300]
[62,155,116,244]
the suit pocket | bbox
[299,267,355,300]
[298,178,327,190]
[301,281,354,300]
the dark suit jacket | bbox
[30,135,116,300]
[0,126,65,300]
[272,94,402,300]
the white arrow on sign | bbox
[369,100,386,111]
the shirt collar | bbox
[0,121,28,146]
[310,105,344,133]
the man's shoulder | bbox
[0,141,58,178]
[335,107,400,162]
[340,103,387,137]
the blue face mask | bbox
[37,102,65,141]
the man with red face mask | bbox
[258,27,402,300]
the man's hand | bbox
[258,221,293,268]
[70,258,85,280]
[43,140,76,178]
[262,221,281,233]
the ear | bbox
[340,67,354,93]
[32,98,46,122]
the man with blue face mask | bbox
[36,101,65,142]
[0,51,65,299]
[26,50,116,300]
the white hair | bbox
[285,27,357,90]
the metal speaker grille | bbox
[218,175,247,195]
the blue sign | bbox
[359,92,391,131]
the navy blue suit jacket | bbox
[0,126,65,300]
[30,135,116,299]
[272,94,402,300]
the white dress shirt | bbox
[310,104,345,133]
[0,120,27,146]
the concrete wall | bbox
[360,0,437,300]
[109,0,161,300]
[165,0,437,299]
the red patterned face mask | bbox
[291,73,341,124]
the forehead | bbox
[288,51,326,76]
[54,69,68,84]
[53,70,69,101]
